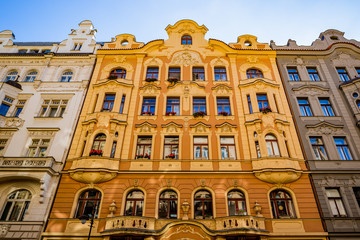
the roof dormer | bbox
[164,20,208,47]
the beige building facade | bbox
[0,20,100,239]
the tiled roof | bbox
[13,42,59,46]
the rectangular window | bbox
[217,97,231,115]
[310,137,328,160]
[214,67,227,81]
[287,67,301,81]
[356,67,360,77]
[102,94,115,112]
[193,67,205,81]
[319,98,335,116]
[110,141,117,158]
[0,96,14,116]
[220,137,236,160]
[255,141,261,158]
[353,187,360,208]
[257,94,269,110]
[247,95,253,114]
[146,67,159,80]
[164,136,179,159]
[73,43,83,51]
[166,97,180,115]
[168,67,181,80]
[307,67,321,81]
[13,100,26,117]
[0,139,8,156]
[141,97,156,115]
[194,136,209,159]
[334,137,352,160]
[336,67,350,81]
[119,95,126,114]
[39,99,68,117]
[297,98,312,116]
[326,188,347,217]
[193,97,206,114]
[135,136,152,159]
[27,139,50,157]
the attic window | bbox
[29,50,39,53]
[43,49,51,53]
[18,49,27,53]
[181,35,192,45]
[121,40,129,46]
[330,36,339,40]
[244,41,252,46]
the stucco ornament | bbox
[213,84,232,95]
[142,84,160,95]
[254,171,302,184]
[170,51,201,67]
[69,171,117,184]
[0,225,10,237]
[319,176,341,186]
[306,122,344,135]
[178,24,195,33]
[3,117,25,128]
[247,56,258,63]
[293,85,329,96]
[114,56,126,63]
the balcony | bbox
[103,215,266,236]
[68,156,118,184]
[252,157,303,184]
[0,157,56,170]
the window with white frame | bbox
[0,96,14,116]
[60,71,73,82]
[220,136,236,159]
[13,100,26,117]
[194,136,209,159]
[0,189,32,221]
[326,188,347,217]
[39,99,67,117]
[0,139,8,155]
[27,139,50,157]
[4,71,18,82]
[23,71,37,82]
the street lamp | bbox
[79,214,94,240]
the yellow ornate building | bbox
[42,20,326,240]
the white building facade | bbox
[0,20,100,240]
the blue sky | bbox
[1,0,359,46]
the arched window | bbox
[91,134,106,155]
[4,71,18,82]
[124,190,144,216]
[265,134,280,156]
[159,190,177,219]
[270,190,296,219]
[194,190,213,219]
[60,71,73,82]
[181,35,192,45]
[110,68,126,79]
[74,189,101,218]
[24,71,37,82]
[228,190,247,216]
[246,69,263,79]
[0,189,32,221]
[356,100,360,110]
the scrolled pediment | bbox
[239,78,279,89]
[161,121,183,133]
[292,85,329,95]
[306,121,344,135]
[140,84,161,95]
[190,122,211,133]
[135,121,157,133]
[212,84,232,95]
[215,122,237,133]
